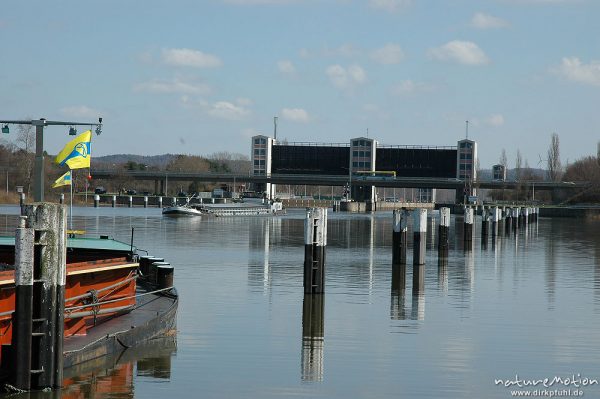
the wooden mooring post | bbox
[505,207,512,235]
[12,216,34,391]
[12,203,67,390]
[481,206,489,240]
[304,208,327,294]
[491,206,500,239]
[392,209,409,265]
[512,208,519,233]
[463,207,474,250]
[413,208,427,265]
[438,207,450,257]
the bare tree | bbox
[547,133,562,181]
[515,150,522,182]
[15,124,35,194]
[499,148,507,169]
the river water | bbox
[1,205,600,398]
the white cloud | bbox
[134,77,212,95]
[208,101,250,120]
[222,0,299,4]
[326,64,367,89]
[391,80,435,95]
[60,105,102,119]
[361,104,390,121]
[428,40,490,66]
[554,57,600,86]
[368,0,411,12]
[486,114,505,127]
[326,44,359,58]
[281,108,310,123]
[502,0,581,4]
[162,48,222,68]
[277,60,296,74]
[371,44,405,65]
[236,97,253,106]
[471,12,509,29]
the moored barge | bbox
[0,214,177,392]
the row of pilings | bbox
[302,205,540,294]
[305,205,540,381]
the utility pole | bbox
[0,118,102,202]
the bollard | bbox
[491,207,500,238]
[12,216,34,391]
[21,203,67,389]
[392,209,409,265]
[128,196,133,208]
[173,197,177,206]
[523,207,529,226]
[156,263,174,290]
[413,208,427,265]
[144,196,148,208]
[304,208,327,294]
[148,258,166,284]
[19,192,25,208]
[112,195,117,207]
[94,194,100,208]
[59,193,64,205]
[505,207,512,235]
[158,196,163,208]
[438,207,450,255]
[464,207,474,250]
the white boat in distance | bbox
[162,197,284,217]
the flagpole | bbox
[70,170,73,231]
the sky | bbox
[1,0,599,169]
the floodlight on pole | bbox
[0,117,103,202]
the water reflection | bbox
[301,294,324,382]
[18,337,176,399]
[390,264,407,320]
[438,256,448,293]
[411,264,425,321]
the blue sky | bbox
[1,0,599,169]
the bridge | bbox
[90,169,589,191]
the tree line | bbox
[0,127,250,201]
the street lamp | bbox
[0,117,103,202]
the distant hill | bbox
[93,154,176,168]
[93,153,251,173]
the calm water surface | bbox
[1,204,600,398]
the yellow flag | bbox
[54,130,92,169]
[52,170,72,188]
